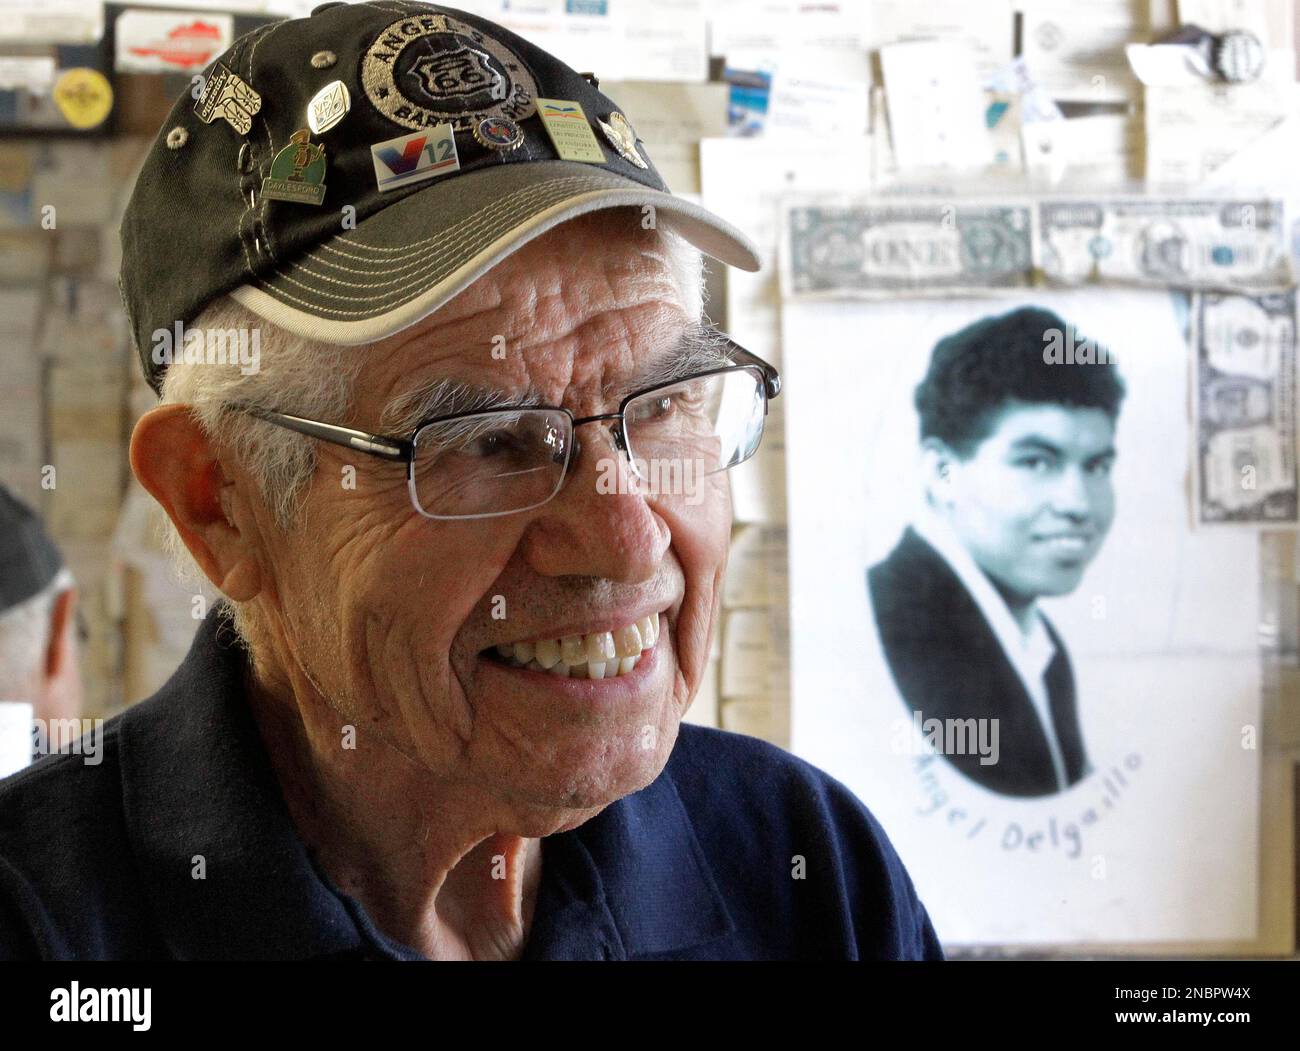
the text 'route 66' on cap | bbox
[119,0,762,396]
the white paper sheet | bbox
[867,0,1015,79]
[880,40,995,171]
[1020,0,1147,101]
[1145,78,1300,187]
[1022,112,1143,186]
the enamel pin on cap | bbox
[307,80,351,134]
[597,111,647,169]
[535,98,607,163]
[473,115,524,151]
[193,62,262,134]
[261,129,328,205]
[369,124,461,192]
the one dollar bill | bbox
[1040,199,1292,292]
[1193,290,1298,527]
[782,201,1034,299]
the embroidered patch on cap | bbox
[360,13,538,133]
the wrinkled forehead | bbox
[355,315,730,432]
[341,215,710,423]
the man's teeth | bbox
[493,612,660,679]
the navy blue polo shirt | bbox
[0,604,943,960]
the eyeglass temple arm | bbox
[722,338,782,401]
[235,405,412,462]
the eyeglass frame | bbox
[227,334,781,520]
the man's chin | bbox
[1024,568,1089,599]
[492,725,679,815]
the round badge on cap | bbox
[473,115,524,151]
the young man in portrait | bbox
[868,306,1126,798]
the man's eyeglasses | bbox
[230,335,781,520]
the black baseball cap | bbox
[0,485,64,615]
[120,1,761,396]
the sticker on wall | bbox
[52,68,114,130]
[115,9,234,74]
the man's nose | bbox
[519,421,669,582]
[1049,465,1093,518]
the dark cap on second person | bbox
[0,485,64,615]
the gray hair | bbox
[0,566,75,703]
[156,215,706,645]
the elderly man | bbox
[0,2,940,960]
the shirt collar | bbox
[117,603,733,960]
[912,509,1056,682]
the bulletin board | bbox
[1,0,1297,957]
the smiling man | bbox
[869,306,1125,799]
[0,2,941,961]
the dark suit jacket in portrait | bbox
[867,527,1091,798]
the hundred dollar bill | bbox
[1193,290,1298,527]
[1039,198,1292,292]
[781,201,1034,299]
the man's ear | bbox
[920,436,961,509]
[45,586,75,680]
[129,404,263,602]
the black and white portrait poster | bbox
[783,289,1261,944]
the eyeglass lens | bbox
[410,369,765,517]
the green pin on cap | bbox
[261,129,328,205]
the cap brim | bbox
[230,160,760,346]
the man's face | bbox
[938,400,1117,602]
[250,213,730,834]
